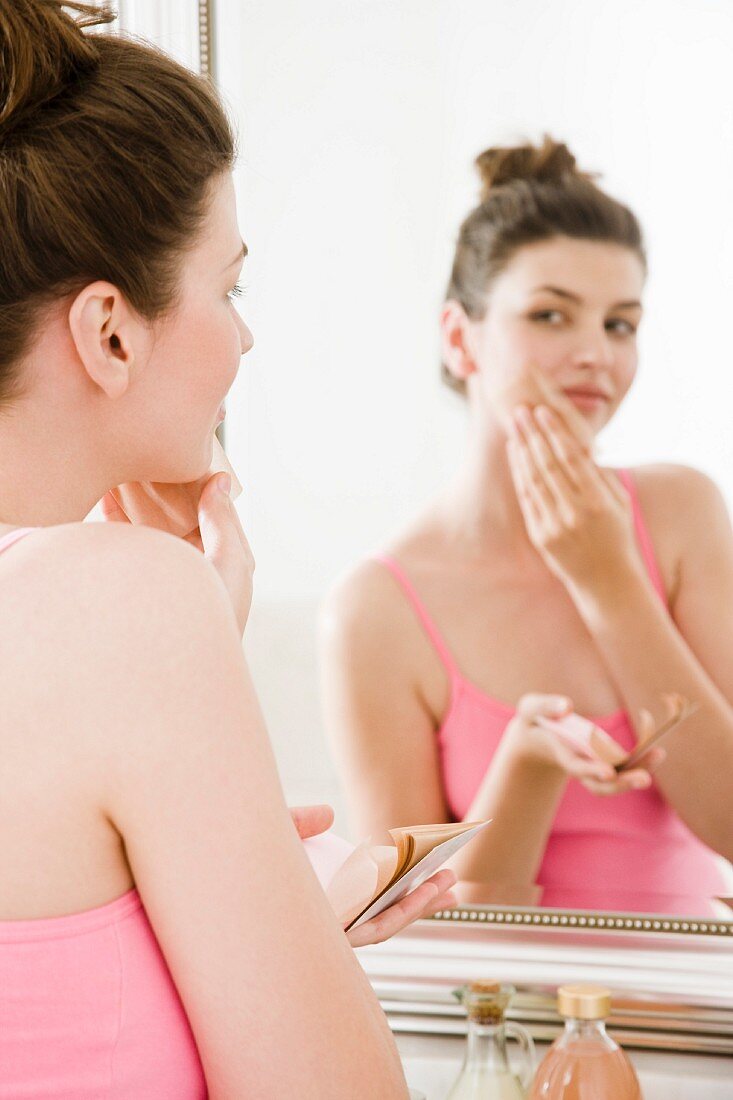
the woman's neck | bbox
[435,413,537,561]
[0,402,110,530]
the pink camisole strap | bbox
[0,527,36,555]
[616,468,667,603]
[374,553,460,676]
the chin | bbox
[146,432,215,486]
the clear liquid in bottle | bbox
[447,981,534,1100]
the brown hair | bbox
[443,136,645,393]
[0,1,236,403]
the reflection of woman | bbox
[0,3,452,1095]
[322,138,733,912]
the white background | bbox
[142,2,733,832]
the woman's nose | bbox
[570,329,615,370]
[238,316,254,356]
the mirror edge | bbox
[429,903,733,939]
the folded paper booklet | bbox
[303,820,490,931]
[535,693,698,773]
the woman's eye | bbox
[227,283,245,302]
[530,309,564,325]
[606,318,637,336]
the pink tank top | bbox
[378,471,728,912]
[0,527,206,1098]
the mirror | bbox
[210,0,733,931]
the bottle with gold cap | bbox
[529,984,641,1099]
[447,980,535,1099]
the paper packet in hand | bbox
[302,831,398,928]
[536,694,697,773]
[109,436,242,537]
[534,711,620,763]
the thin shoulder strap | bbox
[616,469,667,604]
[0,527,36,555]
[375,554,459,675]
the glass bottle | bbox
[529,984,641,1099]
[447,981,535,1100]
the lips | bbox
[562,387,611,402]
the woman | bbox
[321,137,733,912]
[0,3,454,1096]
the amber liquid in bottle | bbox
[530,1022,641,1100]
[530,985,641,1100]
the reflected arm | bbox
[568,467,733,859]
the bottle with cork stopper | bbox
[529,984,642,1099]
[446,980,535,1099]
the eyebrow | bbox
[532,285,642,310]
[223,240,248,271]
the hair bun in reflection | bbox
[475,135,593,201]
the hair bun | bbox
[475,136,589,201]
[0,1,115,136]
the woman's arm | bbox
[319,563,450,836]
[84,529,408,1100]
[569,468,733,858]
[509,406,733,858]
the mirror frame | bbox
[197,0,215,79]
[429,902,733,940]
[356,919,733,1055]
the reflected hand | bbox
[507,694,665,797]
[506,404,641,598]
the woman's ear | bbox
[440,300,479,385]
[67,281,137,399]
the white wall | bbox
[213,1,733,828]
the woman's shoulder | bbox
[3,522,230,661]
[622,464,730,585]
[625,462,727,527]
[320,534,439,666]
[320,557,406,643]
[10,520,210,591]
[0,521,243,752]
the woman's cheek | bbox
[617,349,638,397]
[195,308,240,388]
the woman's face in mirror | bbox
[462,236,645,435]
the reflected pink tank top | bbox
[378,471,728,911]
[0,527,206,1098]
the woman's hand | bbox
[506,403,641,600]
[505,694,664,797]
[289,803,457,947]
[101,473,255,636]
[289,803,336,839]
[344,869,457,947]
[189,473,254,636]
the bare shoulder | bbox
[622,465,731,598]
[1,523,240,741]
[6,521,227,623]
[319,556,419,659]
[628,463,729,532]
